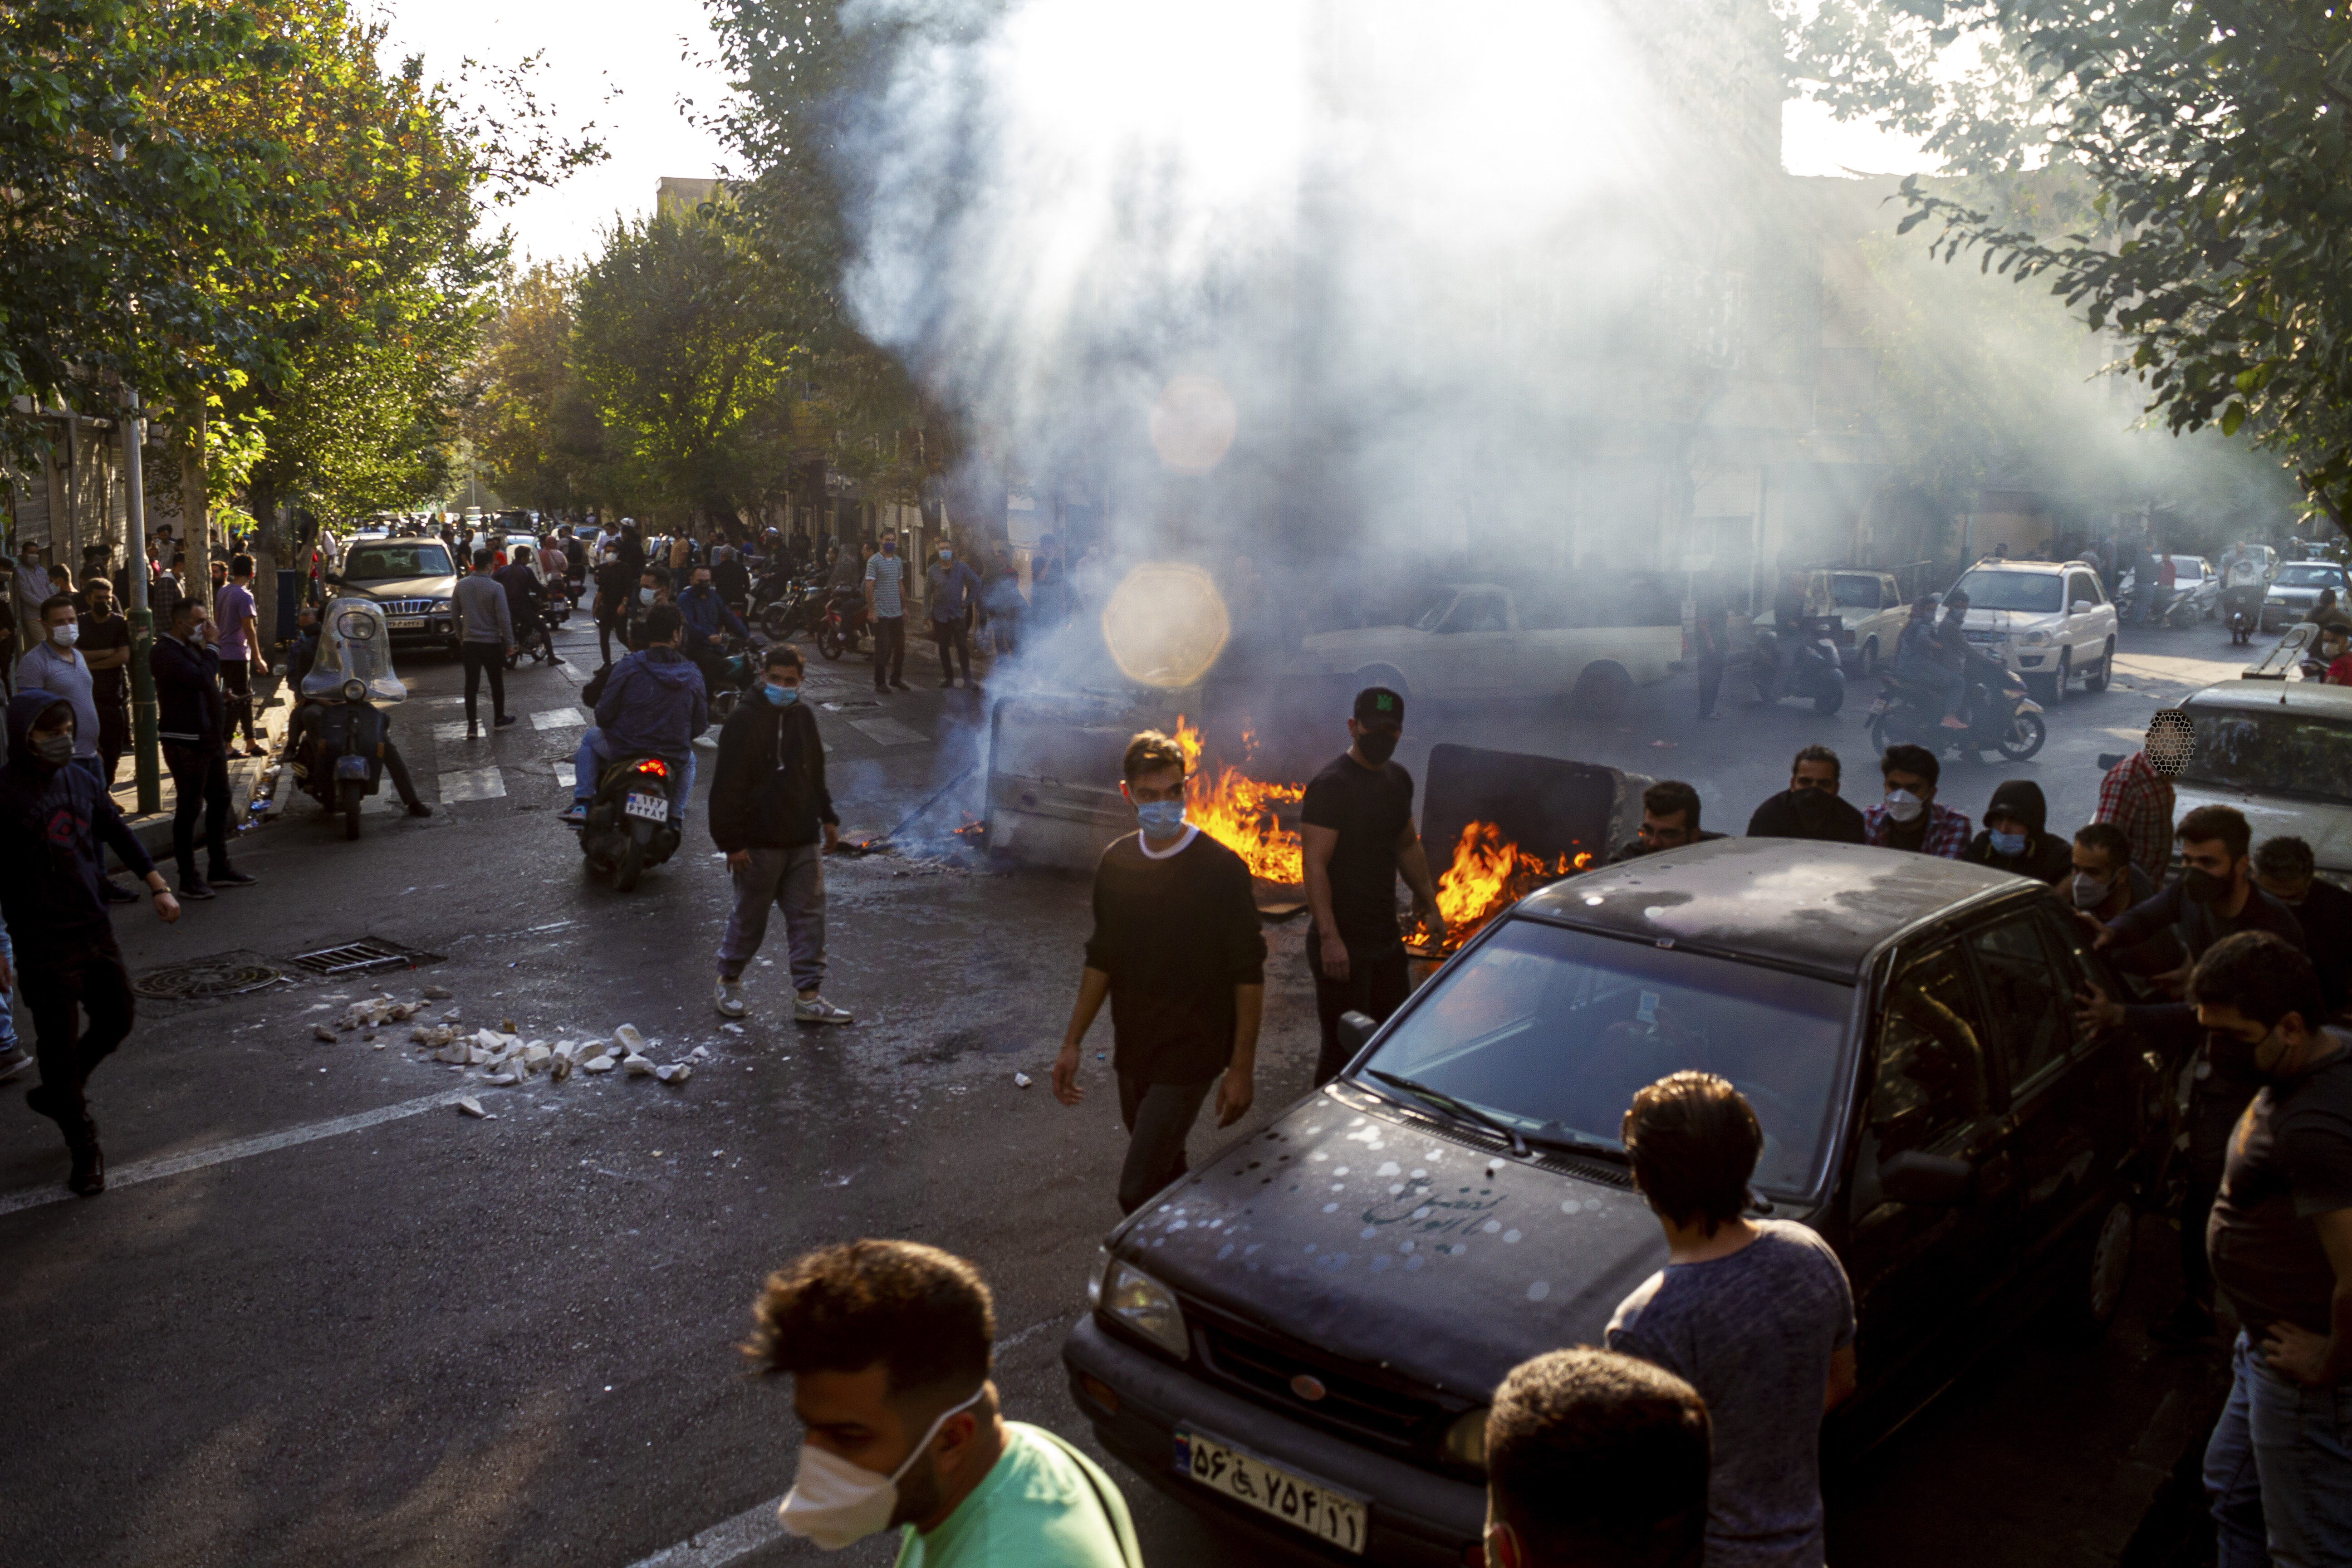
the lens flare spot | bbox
[1102,563,1231,687]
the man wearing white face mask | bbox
[1861,743,1971,859]
[751,1240,1141,1568]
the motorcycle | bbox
[1867,666,2047,762]
[699,632,763,722]
[817,588,870,661]
[1749,613,1847,715]
[575,751,682,892]
[2222,582,2264,646]
[290,597,407,840]
[759,575,828,642]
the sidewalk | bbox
[103,670,294,873]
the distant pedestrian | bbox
[1692,572,1728,722]
[151,598,259,899]
[926,541,983,689]
[1484,1347,1711,1568]
[709,645,851,1026]
[1614,780,1724,862]
[2096,734,2181,882]
[77,577,131,786]
[1960,779,2071,885]
[1303,686,1445,1084]
[2189,934,2352,1566]
[0,691,182,1195]
[1744,745,1867,843]
[982,545,1025,657]
[452,549,516,735]
[19,594,140,902]
[866,529,910,692]
[751,1240,1141,1565]
[214,554,263,756]
[1054,730,1266,1213]
[1607,1072,1856,1568]
[1862,744,1971,858]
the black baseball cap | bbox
[1354,686,1405,726]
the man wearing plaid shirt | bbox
[2095,748,2176,881]
[1862,743,1973,858]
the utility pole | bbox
[121,389,161,813]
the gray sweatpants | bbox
[716,844,827,993]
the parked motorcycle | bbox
[1867,666,2047,762]
[817,589,871,661]
[575,751,683,892]
[1749,613,1847,715]
[290,597,407,840]
[759,577,828,642]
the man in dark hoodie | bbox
[708,644,852,1025]
[0,690,181,1194]
[1745,745,1868,843]
[1961,779,2072,886]
[561,603,706,827]
[150,597,260,899]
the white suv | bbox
[1947,559,2120,702]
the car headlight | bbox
[1098,1257,1188,1359]
[432,598,453,612]
[2021,629,2049,647]
[1442,1406,1490,1470]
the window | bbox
[1831,574,1883,611]
[1951,569,2063,613]
[344,544,453,579]
[1439,594,1510,634]
[2066,573,2102,609]
[1870,946,1990,1156]
[1968,915,2072,1092]
[2179,708,2352,808]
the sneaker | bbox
[558,803,589,826]
[1940,715,1970,730]
[793,995,855,1025]
[178,878,217,901]
[494,714,519,729]
[892,680,911,692]
[101,880,140,905]
[207,868,258,888]
[0,1046,33,1084]
[67,1134,104,1196]
[714,978,747,1019]
[407,802,433,818]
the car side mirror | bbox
[1336,1010,1378,1061]
[2069,601,2092,614]
[1880,1150,1976,1206]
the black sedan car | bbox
[1063,839,2176,1565]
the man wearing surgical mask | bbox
[2185,934,2352,1564]
[1056,730,1265,1214]
[1861,744,1972,859]
[752,1241,1139,1566]
[1960,779,2070,885]
[708,645,849,1025]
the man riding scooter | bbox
[1934,590,2017,727]
[560,603,706,828]
[1891,594,1970,731]
[678,564,748,692]
[281,600,432,820]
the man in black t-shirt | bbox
[78,578,132,786]
[2188,934,2352,1564]
[1056,730,1266,1214]
[1301,687,1443,1085]
[1745,745,1867,844]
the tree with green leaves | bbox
[467,263,607,517]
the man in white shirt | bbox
[864,529,910,694]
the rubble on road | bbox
[456,1097,486,1118]
[303,995,703,1098]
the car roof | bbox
[1959,561,2068,575]
[2187,680,2352,718]
[1515,838,2029,980]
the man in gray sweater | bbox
[452,548,516,736]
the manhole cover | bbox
[284,937,445,977]
[135,951,291,1001]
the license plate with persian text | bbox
[1176,1429,1367,1554]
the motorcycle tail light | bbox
[634,758,669,779]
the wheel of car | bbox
[2082,638,2113,694]
[2048,649,2070,705]
[1573,661,1633,718]
[2049,1198,2137,1343]
[1858,637,1878,678]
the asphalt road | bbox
[0,606,2258,1567]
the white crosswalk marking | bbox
[849,717,930,746]
[438,767,505,802]
[553,762,576,788]
[431,720,474,742]
[531,706,585,729]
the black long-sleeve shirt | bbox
[1084,830,1267,1085]
[2108,879,2308,1097]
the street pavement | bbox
[0,605,2259,1567]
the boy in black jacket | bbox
[709,644,849,1024]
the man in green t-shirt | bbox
[752,1240,1141,1568]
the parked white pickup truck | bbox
[1288,582,1681,713]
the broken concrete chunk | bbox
[719,1023,745,1036]
[523,1044,552,1068]
[422,985,453,1000]
[578,1039,613,1065]
[654,1064,692,1085]
[456,1097,486,1118]
[549,1055,573,1082]
[622,1054,655,1077]
[1014,1072,1033,1089]
[386,1002,416,1021]
[614,1024,647,1056]
[689,1045,711,1062]
[484,1071,519,1088]
[433,1043,471,1064]
[583,1056,616,1074]
[312,1024,338,1042]
[440,1008,463,1022]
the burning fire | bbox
[1173,717,1304,883]
[1411,823,1592,954]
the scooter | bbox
[576,752,682,892]
[701,632,763,721]
[817,590,871,661]
[1867,666,2046,762]
[2222,583,2263,646]
[1749,613,1847,715]
[291,597,407,840]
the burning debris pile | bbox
[1410,824,1592,957]
[311,993,699,1088]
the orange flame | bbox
[1172,716,1305,884]
[1411,823,1590,954]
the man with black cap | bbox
[1302,686,1444,1085]
[1744,745,1867,843]
[1961,779,2072,885]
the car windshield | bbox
[2276,565,2343,587]
[1951,568,2063,612]
[345,544,452,578]
[2180,707,2352,808]
[1356,920,1853,1199]
[1409,588,1460,632]
[1830,574,1882,609]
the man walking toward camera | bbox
[1607,1072,1856,1568]
[709,644,852,1027]
[1054,730,1266,1214]
[752,1240,1140,1566]
[866,528,910,693]
[1303,687,1443,1085]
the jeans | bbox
[162,741,233,882]
[2207,1329,2352,1567]
[1117,1072,1214,1215]
[872,614,906,687]
[1307,936,1411,1085]
[571,728,692,822]
[98,693,127,784]
[931,616,971,682]
[0,922,18,1052]
[20,934,135,1130]
[715,843,826,993]
[1896,651,1965,719]
[220,656,257,746]
[1695,649,1724,716]
[460,641,507,724]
